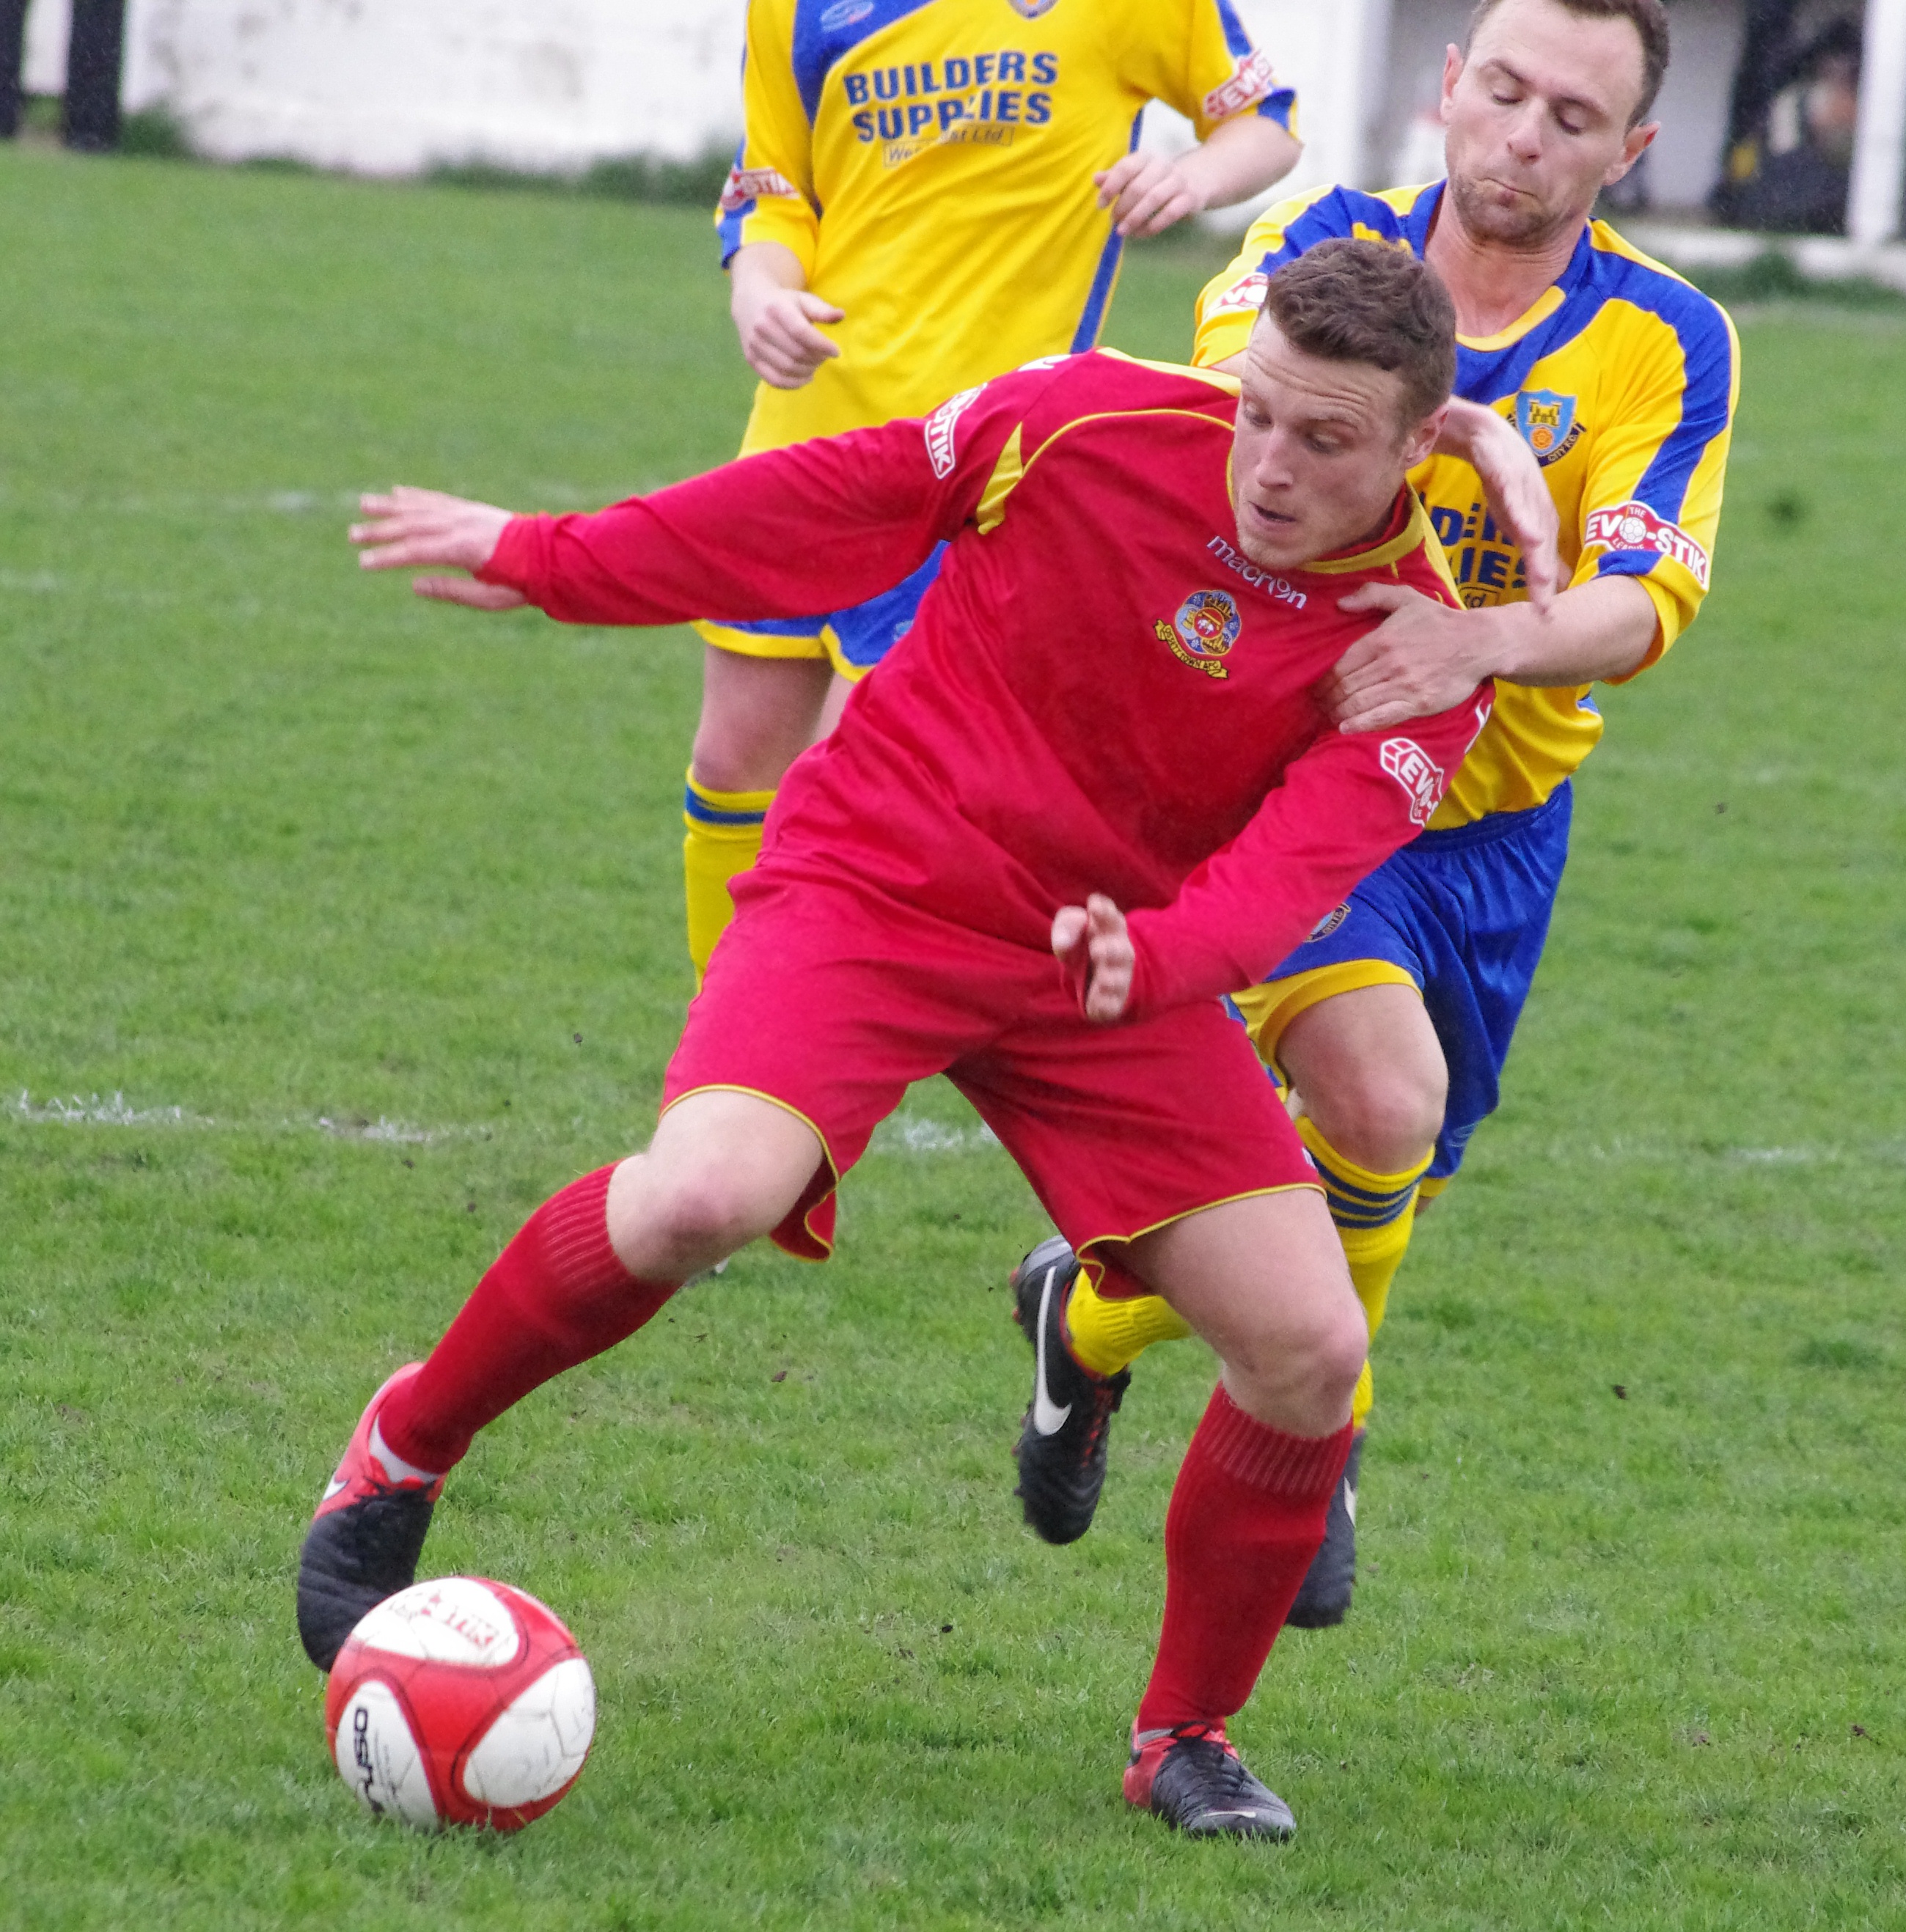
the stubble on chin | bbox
[1234,518,1295,574]
[1446,169,1573,251]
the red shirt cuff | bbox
[475,515,543,600]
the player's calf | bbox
[296,1101,819,1672]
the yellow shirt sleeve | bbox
[716,0,820,276]
[1572,300,1740,677]
[1191,185,1343,367]
[1118,0,1294,142]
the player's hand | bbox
[1434,399,1563,610]
[1052,893,1135,1024]
[733,285,844,390]
[1320,584,1495,733]
[350,488,524,609]
[1093,151,1206,238]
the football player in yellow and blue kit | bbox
[1008,0,1740,1622]
[681,0,1302,978]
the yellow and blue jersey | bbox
[718,0,1296,458]
[1193,182,1740,828]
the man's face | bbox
[1230,319,1443,573]
[1442,0,1658,251]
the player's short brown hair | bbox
[1258,238,1456,432]
[1466,0,1670,123]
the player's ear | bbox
[1439,43,1464,122]
[1399,400,1448,471]
[1607,118,1658,184]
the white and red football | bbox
[324,1576,595,1831]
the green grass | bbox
[1,144,1902,1929]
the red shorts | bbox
[662,871,1320,1262]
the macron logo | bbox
[1380,737,1447,826]
[924,384,984,479]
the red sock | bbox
[1136,1385,1354,1732]
[378,1166,677,1473]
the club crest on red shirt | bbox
[1156,588,1242,680]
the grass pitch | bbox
[1,144,1902,1930]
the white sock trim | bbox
[370,1417,442,1485]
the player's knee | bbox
[688,730,789,797]
[1220,1290,1366,1416]
[1310,1060,1445,1175]
[692,653,832,792]
[646,1169,771,1272]
[1311,1303,1371,1410]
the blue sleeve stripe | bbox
[1253,185,1423,281]
[716,136,751,265]
[1070,109,1143,352]
[1255,84,1296,129]
[1621,273,1736,519]
[1212,0,1256,59]
[1592,549,1673,584]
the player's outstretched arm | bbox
[729,240,843,391]
[350,488,524,609]
[1095,113,1300,239]
[1052,895,1135,1026]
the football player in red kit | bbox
[301,241,1494,1840]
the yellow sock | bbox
[1295,1114,1432,1430]
[682,768,774,984]
[1059,1128,1433,1395]
[1063,1261,1192,1378]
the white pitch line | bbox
[12,1090,210,1127]
[869,1114,1002,1155]
[315,1116,442,1145]
[12,1090,456,1145]
[17,1091,1891,1171]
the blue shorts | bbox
[694,546,947,681]
[1255,783,1574,1183]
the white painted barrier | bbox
[18,0,1410,220]
[3,0,1853,227]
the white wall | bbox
[22,0,72,95]
[24,0,747,172]
[12,0,1754,213]
[1645,0,1747,210]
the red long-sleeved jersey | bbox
[481,351,1492,1018]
